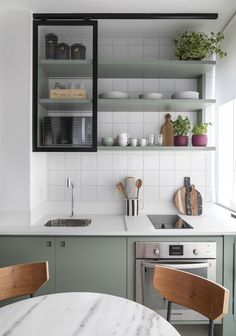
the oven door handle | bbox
[142,261,210,270]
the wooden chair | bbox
[153,266,229,336]
[0,261,49,301]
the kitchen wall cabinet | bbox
[0,236,56,306]
[33,19,98,152]
[55,237,126,297]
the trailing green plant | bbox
[174,31,226,60]
[192,122,212,135]
[173,115,191,136]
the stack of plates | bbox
[172,91,199,99]
[99,91,129,99]
[139,93,163,99]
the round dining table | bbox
[0,292,181,336]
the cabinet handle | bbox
[46,241,52,247]
[60,241,66,247]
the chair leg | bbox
[208,319,214,336]
[167,301,172,322]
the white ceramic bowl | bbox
[172,91,199,99]
[99,91,129,99]
[139,93,163,99]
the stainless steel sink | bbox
[44,219,91,227]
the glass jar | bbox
[45,33,58,59]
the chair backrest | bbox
[153,265,229,321]
[0,261,49,301]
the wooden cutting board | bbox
[161,113,174,146]
[175,177,202,215]
[186,184,202,216]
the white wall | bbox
[0,9,31,211]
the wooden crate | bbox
[50,89,87,99]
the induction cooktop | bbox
[148,215,193,229]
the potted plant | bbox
[192,122,212,146]
[174,31,226,60]
[173,115,191,146]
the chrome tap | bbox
[66,177,75,218]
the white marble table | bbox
[0,292,181,336]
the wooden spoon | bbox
[136,179,142,198]
[116,182,129,199]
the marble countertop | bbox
[0,292,180,336]
[0,204,235,236]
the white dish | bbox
[172,91,199,99]
[139,93,163,99]
[99,91,129,99]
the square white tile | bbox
[144,170,159,185]
[64,154,80,170]
[144,154,159,170]
[97,154,113,170]
[49,186,64,201]
[81,154,97,170]
[49,170,65,186]
[80,186,97,202]
[128,112,143,124]
[113,154,127,170]
[128,154,143,170]
[97,170,113,186]
[49,154,65,170]
[159,186,175,201]
[81,170,97,186]
[144,186,159,201]
[159,170,175,186]
[175,154,191,171]
[160,155,175,170]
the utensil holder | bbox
[125,198,143,216]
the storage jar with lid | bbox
[71,44,86,59]
[45,33,58,59]
[55,43,70,60]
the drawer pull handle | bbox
[60,241,66,247]
[46,241,52,247]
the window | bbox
[217,99,236,210]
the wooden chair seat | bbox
[153,265,229,336]
[0,261,49,301]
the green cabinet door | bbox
[0,236,56,297]
[55,237,126,298]
[222,236,236,336]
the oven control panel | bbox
[136,242,216,259]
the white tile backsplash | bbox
[47,151,213,203]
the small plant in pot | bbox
[192,122,212,146]
[174,31,226,60]
[173,115,191,146]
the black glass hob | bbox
[148,215,193,229]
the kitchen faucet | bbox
[66,177,75,218]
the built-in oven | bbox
[135,241,216,321]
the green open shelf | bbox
[99,59,215,78]
[98,98,216,112]
[98,146,216,151]
[38,98,92,110]
[39,60,93,77]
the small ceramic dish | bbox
[172,91,199,99]
[99,91,129,99]
[102,137,115,146]
[139,93,163,99]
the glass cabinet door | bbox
[33,20,97,151]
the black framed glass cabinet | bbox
[33,19,97,151]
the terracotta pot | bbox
[174,135,189,146]
[192,134,208,146]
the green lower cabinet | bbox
[55,237,126,298]
[0,236,56,306]
[222,236,236,336]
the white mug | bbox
[131,138,138,147]
[140,138,148,147]
[118,133,130,146]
